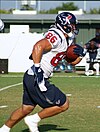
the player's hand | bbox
[73,44,87,57]
[94,59,98,63]
[34,64,47,92]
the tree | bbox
[0,9,11,14]
[89,8,100,14]
[20,4,34,10]
[39,2,79,14]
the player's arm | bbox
[31,38,52,92]
[32,38,52,63]
[70,57,82,65]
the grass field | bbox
[0,72,100,132]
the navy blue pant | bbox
[23,71,66,108]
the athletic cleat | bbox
[0,128,3,132]
[24,116,39,132]
[0,128,7,132]
[0,127,10,132]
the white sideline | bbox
[97,106,100,108]
[0,82,22,92]
[0,75,99,78]
[53,75,100,78]
[0,105,8,109]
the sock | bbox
[30,113,41,123]
[0,124,10,132]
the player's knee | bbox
[60,98,69,112]
[93,63,99,69]
[22,105,35,115]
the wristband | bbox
[34,63,40,67]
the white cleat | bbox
[0,128,8,132]
[0,128,3,132]
[24,116,39,132]
[0,128,9,132]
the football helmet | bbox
[0,19,4,31]
[55,12,79,37]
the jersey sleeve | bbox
[44,30,62,49]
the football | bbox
[65,44,79,62]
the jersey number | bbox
[46,32,57,43]
[51,52,66,67]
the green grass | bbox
[0,72,100,132]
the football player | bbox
[0,12,85,132]
[84,33,100,76]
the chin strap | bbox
[56,23,75,38]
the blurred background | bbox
[0,1,100,13]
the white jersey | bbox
[28,27,74,78]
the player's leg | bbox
[24,97,69,132]
[0,105,35,132]
[39,97,69,118]
[5,105,35,128]
[85,62,90,75]
[14,71,68,132]
[93,63,99,75]
[0,71,37,132]
[24,77,69,132]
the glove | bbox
[73,44,87,57]
[93,59,98,63]
[34,64,47,92]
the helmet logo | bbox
[66,15,72,24]
[58,14,72,25]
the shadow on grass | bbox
[22,124,69,132]
[77,73,86,76]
